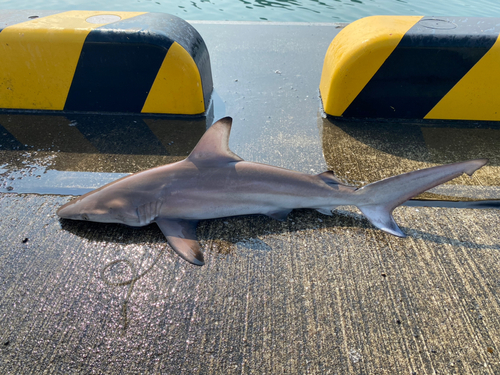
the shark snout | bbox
[57,195,100,221]
[57,201,75,218]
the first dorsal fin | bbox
[187,117,243,166]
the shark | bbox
[57,117,488,266]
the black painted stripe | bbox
[128,13,213,111]
[342,17,500,119]
[64,13,213,114]
[64,15,170,113]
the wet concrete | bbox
[0,22,499,374]
[321,118,500,201]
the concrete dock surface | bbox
[0,22,499,374]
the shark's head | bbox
[57,189,141,226]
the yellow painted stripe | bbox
[142,42,205,115]
[0,11,145,110]
[319,15,423,116]
[424,34,500,121]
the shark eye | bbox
[81,214,89,221]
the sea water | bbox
[0,0,499,23]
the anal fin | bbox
[266,209,292,221]
[316,207,335,216]
[155,218,204,266]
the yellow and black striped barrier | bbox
[320,16,500,121]
[0,10,212,115]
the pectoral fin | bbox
[155,218,204,266]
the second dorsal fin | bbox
[187,117,243,167]
[317,171,343,187]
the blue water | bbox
[0,0,499,23]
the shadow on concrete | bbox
[59,207,495,258]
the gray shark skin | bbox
[57,117,488,266]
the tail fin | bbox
[355,159,488,237]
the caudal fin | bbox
[355,159,488,237]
